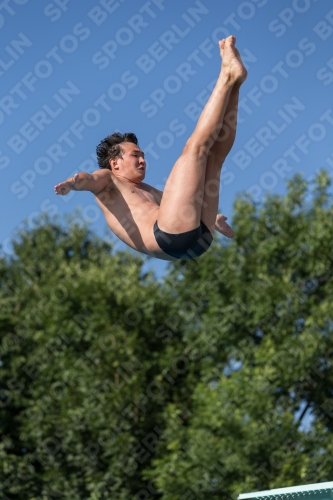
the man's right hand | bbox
[54,174,78,195]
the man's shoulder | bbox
[140,182,163,204]
[92,168,113,178]
[140,181,154,190]
[141,182,163,193]
[92,168,115,187]
[90,168,114,195]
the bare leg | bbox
[157,36,247,234]
[200,82,242,232]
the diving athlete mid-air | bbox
[54,36,247,261]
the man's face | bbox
[111,142,146,183]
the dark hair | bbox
[96,132,138,169]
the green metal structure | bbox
[239,482,333,500]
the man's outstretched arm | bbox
[54,170,112,196]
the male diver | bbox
[54,36,247,261]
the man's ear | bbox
[109,158,117,170]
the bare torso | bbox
[94,171,176,261]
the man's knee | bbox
[182,140,208,159]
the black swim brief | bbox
[153,220,213,260]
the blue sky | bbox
[1,0,333,277]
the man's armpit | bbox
[151,187,163,204]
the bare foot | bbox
[215,214,234,238]
[219,38,225,56]
[220,36,247,85]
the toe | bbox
[226,35,236,46]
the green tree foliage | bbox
[1,172,333,499]
[0,220,187,499]
[147,171,333,498]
